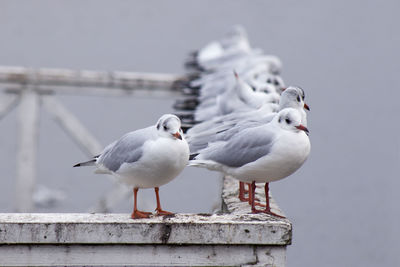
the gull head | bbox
[156,114,183,140]
[248,79,278,94]
[265,74,285,91]
[279,86,310,111]
[276,108,309,134]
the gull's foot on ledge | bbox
[251,208,286,219]
[156,209,174,216]
[131,210,152,219]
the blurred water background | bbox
[0,1,399,266]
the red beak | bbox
[295,124,309,133]
[281,87,287,92]
[304,103,310,111]
[173,132,182,140]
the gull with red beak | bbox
[74,114,189,219]
[278,86,310,126]
[185,85,311,204]
[189,108,310,217]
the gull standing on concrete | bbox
[74,114,189,219]
[189,108,310,217]
[186,85,310,204]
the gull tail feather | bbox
[189,153,199,160]
[73,159,96,167]
[189,159,223,173]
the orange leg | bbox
[154,187,173,216]
[248,182,254,205]
[239,182,260,203]
[254,182,266,207]
[131,188,152,219]
[239,182,247,201]
[250,182,285,218]
[240,181,262,205]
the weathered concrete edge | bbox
[0,176,292,246]
[0,244,287,267]
[0,213,291,245]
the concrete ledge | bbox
[0,212,291,245]
[0,176,292,266]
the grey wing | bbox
[189,120,259,153]
[188,113,272,153]
[98,127,155,172]
[198,125,277,168]
[188,119,239,153]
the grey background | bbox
[0,1,399,266]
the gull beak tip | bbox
[296,124,309,133]
[173,132,182,140]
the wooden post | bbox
[15,88,40,212]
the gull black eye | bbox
[274,79,280,86]
[297,96,301,102]
[163,125,168,131]
[267,78,272,84]
[262,88,269,94]
[285,118,291,124]
[251,86,256,92]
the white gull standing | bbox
[187,85,310,203]
[187,86,309,153]
[74,114,189,219]
[189,108,310,217]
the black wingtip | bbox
[73,157,98,168]
[189,153,199,160]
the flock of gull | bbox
[74,26,311,219]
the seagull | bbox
[190,59,282,104]
[189,108,311,217]
[185,85,310,204]
[186,25,252,71]
[186,85,309,153]
[195,72,280,121]
[73,114,190,219]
